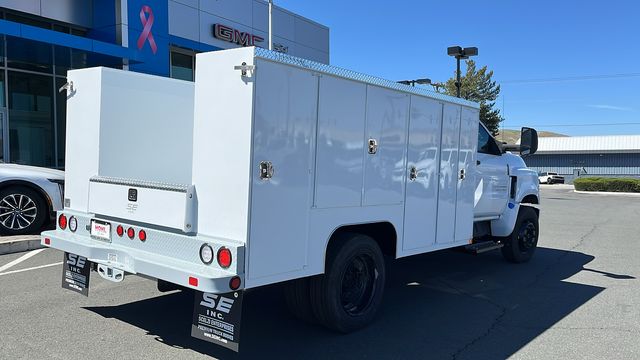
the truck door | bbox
[474,124,509,218]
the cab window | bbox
[477,125,500,155]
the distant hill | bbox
[495,129,568,144]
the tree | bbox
[444,60,503,135]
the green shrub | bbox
[574,177,640,192]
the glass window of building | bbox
[55,78,67,168]
[8,72,55,167]
[171,51,195,81]
[6,36,53,73]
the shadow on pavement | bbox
[85,247,608,360]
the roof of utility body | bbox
[253,48,480,109]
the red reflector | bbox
[127,227,135,239]
[116,225,124,237]
[217,247,232,269]
[138,230,147,241]
[188,276,198,287]
[58,214,67,230]
[44,238,51,245]
[229,276,241,290]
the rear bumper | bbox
[41,229,242,294]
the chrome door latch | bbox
[409,166,418,181]
[459,168,466,180]
[234,62,255,77]
[58,81,74,94]
[368,138,378,154]
[259,161,274,180]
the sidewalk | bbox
[0,235,43,255]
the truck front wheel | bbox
[310,233,386,333]
[501,206,539,263]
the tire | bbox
[283,277,317,323]
[0,186,48,236]
[309,233,386,333]
[501,206,539,263]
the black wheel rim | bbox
[0,193,38,230]
[340,254,378,316]
[517,221,537,252]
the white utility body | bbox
[43,47,540,344]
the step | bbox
[465,241,504,254]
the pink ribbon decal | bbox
[137,5,157,54]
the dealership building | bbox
[0,0,329,169]
[523,135,640,181]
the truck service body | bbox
[43,47,540,349]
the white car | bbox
[0,164,64,235]
[538,172,565,184]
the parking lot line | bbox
[0,248,46,273]
[0,262,62,277]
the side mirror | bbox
[520,127,538,156]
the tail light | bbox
[217,247,232,269]
[58,214,67,230]
[127,227,135,239]
[138,230,147,242]
[116,225,124,237]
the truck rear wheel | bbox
[283,277,317,323]
[501,206,539,263]
[310,233,386,333]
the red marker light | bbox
[188,276,198,287]
[58,214,67,230]
[229,276,241,290]
[217,247,232,269]
[116,225,124,237]
[127,227,135,239]
[139,230,147,242]
[44,238,51,245]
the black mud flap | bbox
[61,252,92,297]
[191,290,244,352]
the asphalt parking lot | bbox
[0,186,639,360]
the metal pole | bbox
[268,0,273,50]
[456,57,461,98]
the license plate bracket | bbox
[90,220,111,242]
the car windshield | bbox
[548,172,558,175]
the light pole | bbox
[268,0,273,50]
[447,46,478,98]
[398,78,431,87]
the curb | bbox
[0,237,43,256]
[574,190,640,197]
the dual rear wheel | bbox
[284,233,386,333]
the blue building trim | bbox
[169,35,221,53]
[0,19,140,62]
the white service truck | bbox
[43,47,540,351]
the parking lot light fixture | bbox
[447,46,478,97]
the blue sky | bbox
[276,0,640,136]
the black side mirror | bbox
[520,127,538,156]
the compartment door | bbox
[436,104,461,244]
[402,97,443,251]
[455,108,479,242]
[248,60,318,280]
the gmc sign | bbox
[213,24,264,47]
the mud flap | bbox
[191,290,244,352]
[61,252,92,296]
